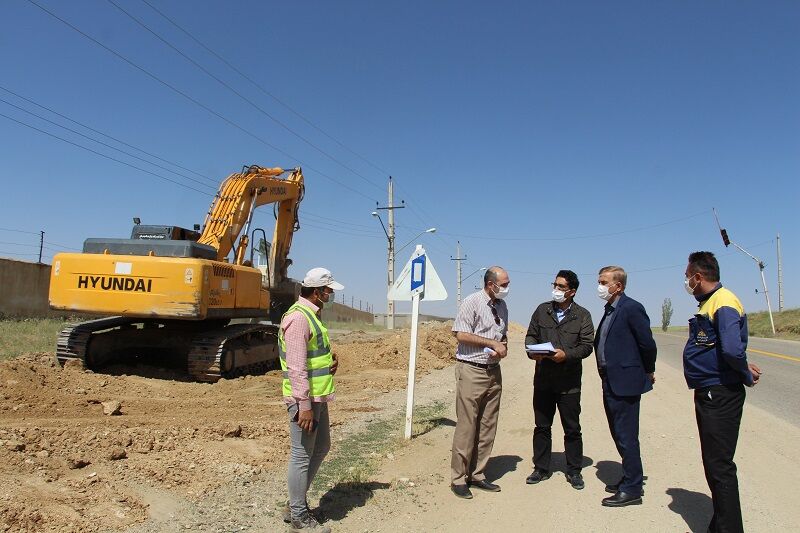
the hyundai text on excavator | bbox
[48,165,304,382]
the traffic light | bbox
[720,228,730,247]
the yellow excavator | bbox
[49,165,304,381]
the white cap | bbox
[302,267,344,290]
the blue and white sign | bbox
[410,254,426,294]
[388,245,447,301]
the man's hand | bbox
[492,340,508,359]
[647,373,656,384]
[297,408,315,432]
[550,349,566,363]
[330,352,339,375]
[747,362,762,386]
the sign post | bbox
[388,245,447,439]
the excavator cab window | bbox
[250,228,271,289]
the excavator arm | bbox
[198,166,303,286]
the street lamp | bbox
[396,227,436,254]
[372,212,435,330]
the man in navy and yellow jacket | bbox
[683,251,761,533]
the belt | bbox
[459,359,499,370]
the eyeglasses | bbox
[490,304,501,325]
[552,283,570,291]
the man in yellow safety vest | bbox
[279,267,343,532]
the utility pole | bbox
[777,233,784,312]
[37,230,44,264]
[372,176,406,329]
[451,241,466,309]
[374,177,405,329]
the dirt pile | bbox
[0,323,458,532]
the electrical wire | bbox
[25,0,377,203]
[0,84,217,185]
[139,0,392,178]
[106,0,385,196]
[0,111,213,195]
[0,96,218,192]
[0,227,40,235]
[435,210,711,242]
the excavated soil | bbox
[0,321,467,532]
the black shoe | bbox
[602,491,642,507]
[605,482,644,495]
[469,479,501,492]
[565,472,585,490]
[451,483,473,499]
[526,469,552,484]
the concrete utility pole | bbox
[777,233,784,312]
[451,241,466,310]
[373,177,405,330]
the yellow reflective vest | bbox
[278,302,334,398]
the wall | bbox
[0,258,56,317]
[321,302,373,324]
[372,313,453,328]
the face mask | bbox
[493,284,509,300]
[597,284,613,301]
[684,277,696,295]
[552,289,566,303]
[325,290,335,303]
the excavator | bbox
[48,165,304,382]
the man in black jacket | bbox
[525,270,595,490]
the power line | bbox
[25,0,377,202]
[0,227,40,236]
[0,96,218,193]
[139,0,392,178]
[437,210,711,242]
[0,111,212,195]
[106,0,385,196]
[0,84,217,185]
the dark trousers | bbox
[532,386,582,474]
[695,383,746,533]
[601,377,643,495]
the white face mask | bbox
[493,284,510,300]
[597,284,613,301]
[684,277,697,295]
[552,289,566,303]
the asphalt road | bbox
[654,332,800,428]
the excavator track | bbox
[187,323,280,382]
[56,316,135,367]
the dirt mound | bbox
[0,323,458,532]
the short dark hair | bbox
[556,269,579,291]
[300,286,319,298]
[484,267,499,287]
[688,251,720,282]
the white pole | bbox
[404,292,421,439]
[777,233,784,312]
[759,266,776,335]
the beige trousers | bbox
[450,361,503,485]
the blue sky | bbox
[1,1,798,327]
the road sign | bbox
[388,245,447,301]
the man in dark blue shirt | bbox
[683,251,761,533]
